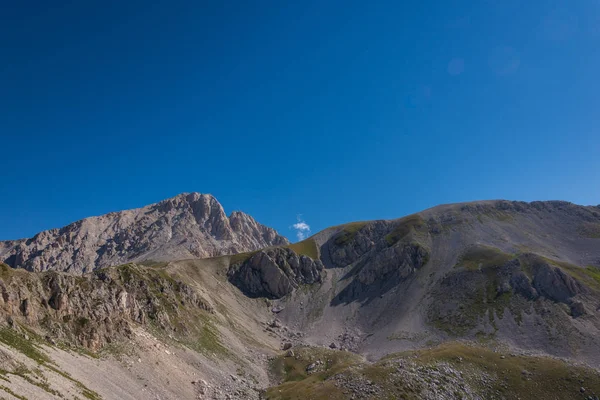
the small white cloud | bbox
[291,215,311,241]
[293,221,310,231]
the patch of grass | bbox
[520,253,600,292]
[477,209,515,223]
[98,342,135,361]
[561,263,600,292]
[56,342,99,360]
[333,222,368,246]
[78,383,102,400]
[45,365,102,399]
[138,260,169,269]
[0,384,29,400]
[430,280,518,336]
[455,245,513,271]
[385,215,426,246]
[0,328,51,364]
[18,372,61,397]
[267,342,600,400]
[0,262,13,279]
[0,262,29,281]
[585,265,600,286]
[406,342,600,400]
[286,238,319,260]
[0,327,101,399]
[185,314,230,359]
[229,251,258,266]
[578,222,600,239]
[265,347,363,399]
[431,247,527,335]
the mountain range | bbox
[0,193,287,273]
[1,194,600,400]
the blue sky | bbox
[1,0,599,242]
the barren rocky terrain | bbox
[2,195,600,399]
[0,193,288,273]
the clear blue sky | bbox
[1,0,599,242]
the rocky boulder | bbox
[227,248,323,299]
[531,263,585,303]
[327,222,389,268]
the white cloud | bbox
[291,215,311,241]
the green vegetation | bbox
[196,320,229,357]
[99,262,230,364]
[585,265,600,285]
[46,365,102,400]
[179,313,230,360]
[265,343,600,400]
[78,383,102,400]
[265,347,363,399]
[229,238,320,265]
[384,215,426,246]
[578,222,600,238]
[454,244,514,271]
[407,343,600,400]
[138,260,169,269]
[430,281,520,336]
[333,222,368,246]
[0,262,29,281]
[436,249,600,336]
[0,262,12,279]
[0,328,51,364]
[476,209,515,223]
[559,262,600,292]
[229,251,258,266]
[0,384,29,400]
[520,253,600,292]
[431,246,524,335]
[0,328,101,399]
[286,238,319,259]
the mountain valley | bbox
[2,195,600,399]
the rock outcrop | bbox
[0,193,288,273]
[227,248,324,299]
[0,262,212,351]
[357,242,429,285]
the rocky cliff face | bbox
[0,262,213,351]
[228,248,324,299]
[0,193,288,273]
[261,200,600,365]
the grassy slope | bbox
[0,328,102,399]
[265,343,600,400]
[286,238,320,260]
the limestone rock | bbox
[0,193,288,273]
[0,263,213,351]
[227,248,323,299]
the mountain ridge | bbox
[0,192,288,273]
[2,197,600,399]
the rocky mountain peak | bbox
[0,193,289,273]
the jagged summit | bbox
[0,192,288,273]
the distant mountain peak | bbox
[0,193,288,273]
